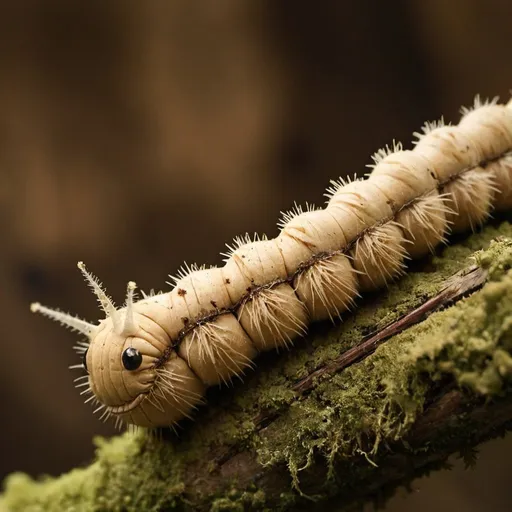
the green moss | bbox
[210,490,267,512]
[1,433,188,512]
[3,223,512,511]
[255,231,512,494]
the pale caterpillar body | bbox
[31,96,512,429]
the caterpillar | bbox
[31,95,512,429]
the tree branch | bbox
[294,264,487,395]
[3,224,512,512]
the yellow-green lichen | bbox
[1,433,187,512]
[210,489,267,512]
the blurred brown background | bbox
[1,1,512,510]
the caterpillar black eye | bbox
[82,348,89,373]
[122,347,142,371]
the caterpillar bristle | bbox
[366,140,404,169]
[412,117,447,143]
[122,281,138,336]
[492,154,512,211]
[93,404,105,415]
[99,409,112,423]
[238,285,308,352]
[323,174,361,200]
[77,261,119,329]
[351,222,409,291]
[168,262,208,285]
[221,233,266,261]
[294,255,360,322]
[68,364,85,370]
[125,424,140,435]
[154,377,203,416]
[443,168,498,232]
[460,94,499,116]
[179,315,257,386]
[277,202,318,230]
[156,377,204,409]
[396,192,452,258]
[30,302,95,337]
[73,341,90,354]
[146,392,166,414]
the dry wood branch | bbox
[294,264,487,394]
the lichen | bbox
[3,222,512,511]
[0,433,191,512]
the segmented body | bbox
[32,96,512,428]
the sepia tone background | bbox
[1,1,512,510]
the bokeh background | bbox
[1,1,512,510]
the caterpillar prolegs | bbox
[31,96,512,429]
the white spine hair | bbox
[31,94,512,429]
[29,302,95,337]
[77,261,120,331]
[122,281,138,336]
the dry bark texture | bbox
[3,222,512,511]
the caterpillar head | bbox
[31,262,204,429]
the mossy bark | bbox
[4,222,512,512]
